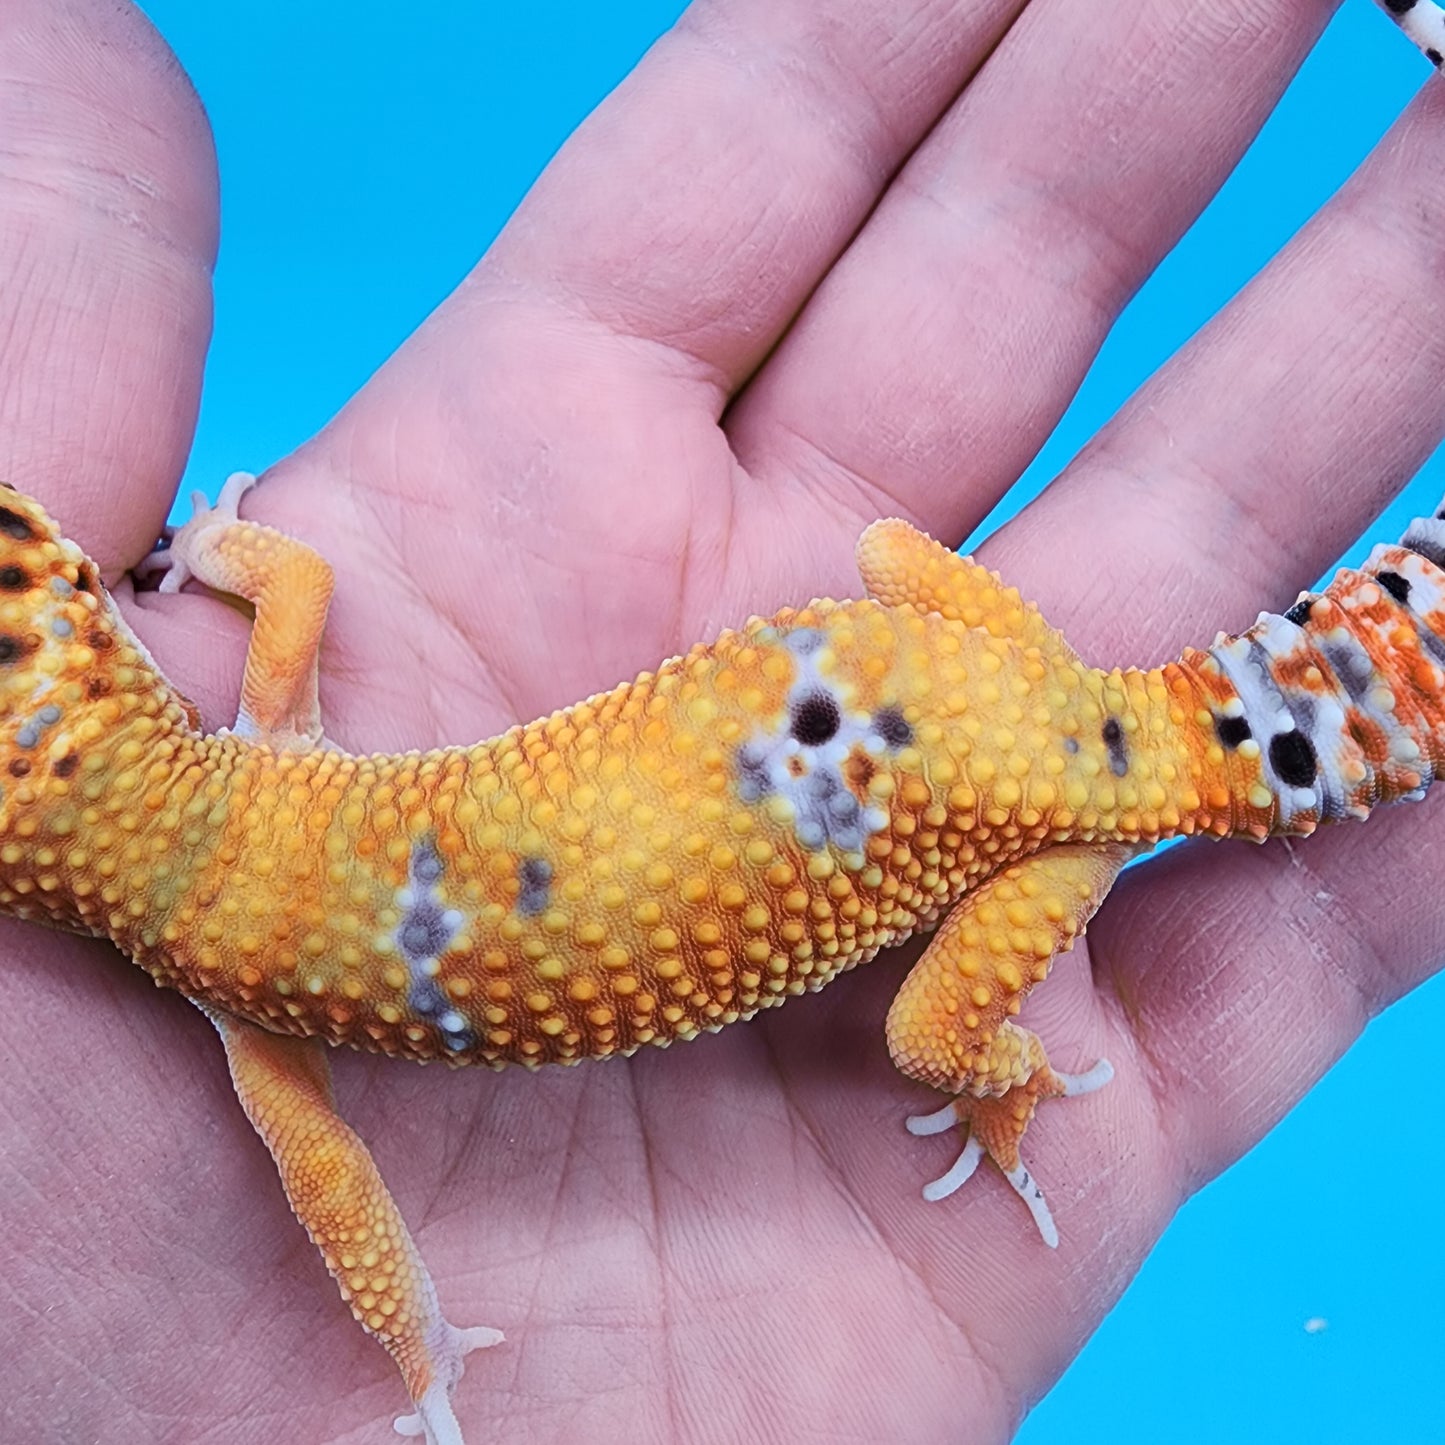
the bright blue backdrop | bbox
[138,3,1445,1441]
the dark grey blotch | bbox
[1376,570,1411,606]
[1320,640,1374,703]
[1283,595,1316,627]
[411,840,444,885]
[517,856,553,917]
[1269,729,1318,789]
[784,627,824,655]
[873,706,912,749]
[409,979,445,1016]
[735,743,773,804]
[400,901,452,961]
[1403,521,1445,571]
[1101,718,1128,778]
[1414,618,1445,670]
[1215,714,1251,749]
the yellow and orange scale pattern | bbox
[4,488,1444,1089]
[0,490,1232,1075]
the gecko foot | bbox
[392,1323,505,1445]
[905,1058,1113,1249]
[134,471,260,592]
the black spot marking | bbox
[1269,729,1318,788]
[72,567,94,594]
[53,754,79,778]
[1101,717,1128,777]
[1377,570,1411,605]
[1283,596,1315,627]
[791,691,841,747]
[86,629,113,650]
[0,566,28,591]
[0,507,34,541]
[8,758,30,777]
[1384,0,1418,12]
[873,706,912,749]
[399,902,452,961]
[517,856,553,917]
[1215,715,1252,749]
[1430,47,1444,66]
[0,635,22,665]
[85,676,110,699]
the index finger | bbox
[478,0,1026,393]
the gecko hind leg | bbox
[886,842,1131,1244]
[855,517,1080,659]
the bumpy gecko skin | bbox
[4,468,1445,1439]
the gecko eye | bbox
[790,691,841,746]
[0,506,35,541]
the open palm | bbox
[4,2,1444,1441]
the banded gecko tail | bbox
[1177,495,1445,839]
[1378,1,1445,67]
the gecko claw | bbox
[392,1323,504,1444]
[135,472,262,594]
[905,1057,1113,1249]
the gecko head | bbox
[0,486,200,830]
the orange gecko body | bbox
[4,475,1445,1442]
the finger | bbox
[0,0,217,573]
[727,0,1346,546]
[1094,793,1445,1195]
[987,80,1445,660]
[476,0,1025,393]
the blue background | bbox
[138,3,1445,1441]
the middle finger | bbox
[728,0,1345,545]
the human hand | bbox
[3,1,1444,1441]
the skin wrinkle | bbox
[1288,846,1414,1014]
[1092,926,1217,1210]
[630,1087,686,1445]
[324,483,531,747]
[1097,843,1379,1197]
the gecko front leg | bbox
[142,480,500,1438]
[206,1011,501,1443]
[139,471,334,749]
